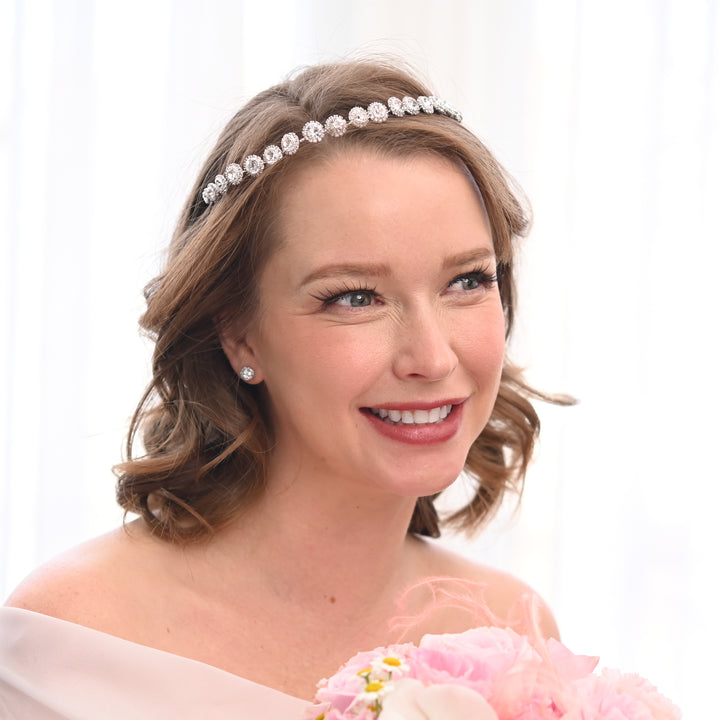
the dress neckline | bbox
[0,605,314,708]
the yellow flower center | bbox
[365,681,385,693]
[383,657,402,666]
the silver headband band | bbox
[201,95,462,205]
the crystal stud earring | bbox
[239,366,255,383]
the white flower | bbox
[379,679,498,720]
[369,656,408,681]
[347,678,396,714]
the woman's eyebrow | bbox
[442,248,496,269]
[300,263,391,286]
[300,248,496,287]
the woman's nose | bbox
[391,305,458,381]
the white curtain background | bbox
[2,1,718,716]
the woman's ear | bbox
[217,318,263,384]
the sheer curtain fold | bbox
[2,2,717,716]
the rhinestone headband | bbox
[201,95,462,204]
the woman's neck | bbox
[207,475,423,614]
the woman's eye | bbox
[311,286,379,309]
[331,290,375,307]
[452,275,481,291]
[448,270,496,292]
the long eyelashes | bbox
[310,283,378,306]
[449,265,498,290]
[311,265,498,308]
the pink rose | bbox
[380,678,499,720]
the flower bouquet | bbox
[307,626,680,720]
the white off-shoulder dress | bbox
[0,607,313,719]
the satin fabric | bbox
[0,607,313,719]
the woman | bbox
[1,57,561,718]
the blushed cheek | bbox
[489,317,507,366]
[466,312,506,386]
[307,325,391,386]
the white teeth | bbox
[369,404,453,425]
[414,409,430,423]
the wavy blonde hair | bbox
[115,57,565,542]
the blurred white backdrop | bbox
[1,1,718,716]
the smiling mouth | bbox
[367,405,454,425]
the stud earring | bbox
[239,366,255,383]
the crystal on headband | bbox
[387,97,404,116]
[244,155,264,176]
[214,175,228,195]
[281,133,300,155]
[303,121,324,143]
[348,107,369,127]
[325,115,347,137]
[201,94,462,204]
[402,96,420,115]
[432,97,463,122]
[225,163,244,184]
[263,145,282,165]
[367,102,388,122]
[202,184,219,204]
[417,96,434,113]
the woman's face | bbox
[224,151,506,499]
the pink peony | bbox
[412,627,540,694]
[565,669,682,720]
[545,639,599,681]
[607,671,682,720]
[411,628,564,719]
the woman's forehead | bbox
[279,150,489,227]
[266,151,495,277]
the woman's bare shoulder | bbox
[414,538,560,640]
[4,521,159,630]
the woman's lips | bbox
[361,399,466,445]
